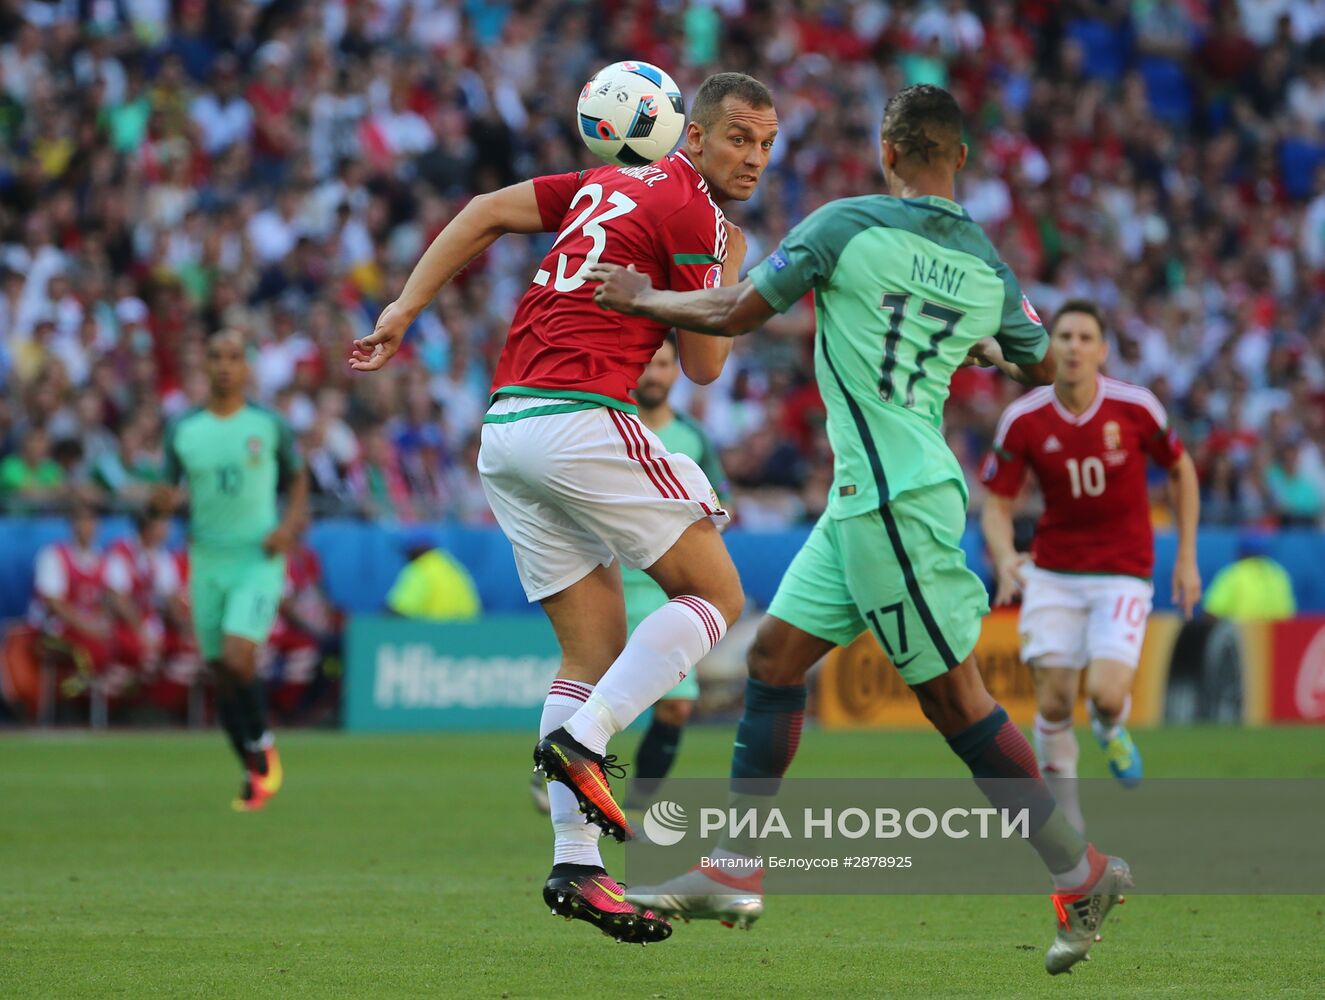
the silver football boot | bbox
[625,866,764,929]
[1045,855,1133,974]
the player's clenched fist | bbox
[350,300,413,371]
[586,263,653,314]
[263,524,296,557]
[961,336,1002,369]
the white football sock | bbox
[1089,694,1131,743]
[564,597,726,756]
[1034,713,1084,835]
[541,679,602,868]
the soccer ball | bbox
[576,61,685,167]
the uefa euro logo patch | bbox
[704,263,723,288]
[1021,294,1042,325]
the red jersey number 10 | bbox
[1065,456,1106,498]
[534,183,639,293]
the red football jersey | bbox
[981,376,1184,578]
[106,538,156,617]
[490,151,728,407]
[54,543,108,615]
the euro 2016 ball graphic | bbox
[576,61,685,167]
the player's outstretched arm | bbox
[587,262,775,338]
[980,493,1028,606]
[351,181,547,372]
[1167,451,1202,618]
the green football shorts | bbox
[768,480,988,686]
[189,547,287,661]
[627,580,701,701]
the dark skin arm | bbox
[263,467,309,556]
[587,263,776,337]
[961,336,1056,386]
[590,262,1054,392]
[588,262,1056,385]
[150,482,182,516]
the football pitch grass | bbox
[3,726,1323,999]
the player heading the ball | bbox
[351,70,778,946]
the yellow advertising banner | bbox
[814,610,1182,729]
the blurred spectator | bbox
[1264,439,1325,526]
[386,531,481,621]
[0,426,64,508]
[351,424,413,521]
[388,383,448,515]
[911,0,986,56]
[190,54,253,157]
[91,420,159,506]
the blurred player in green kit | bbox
[156,329,309,811]
[531,334,729,816]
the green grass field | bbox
[3,725,1323,999]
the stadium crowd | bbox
[1,0,1325,532]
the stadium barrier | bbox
[816,611,1179,728]
[2,518,1322,730]
[343,614,561,731]
[1,519,1324,620]
[816,611,1325,728]
[341,609,1325,732]
[1252,617,1325,723]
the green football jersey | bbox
[622,412,728,626]
[163,404,302,549]
[748,194,1048,518]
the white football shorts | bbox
[479,396,728,602]
[1018,564,1153,670]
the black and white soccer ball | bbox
[575,61,685,167]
